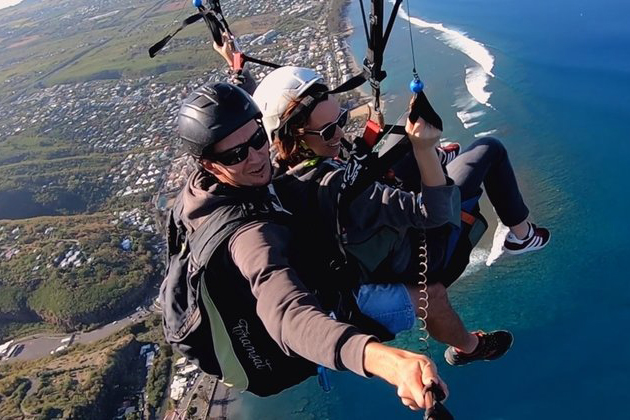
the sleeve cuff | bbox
[338,334,379,377]
[421,178,461,228]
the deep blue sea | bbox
[238,1,630,418]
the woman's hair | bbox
[273,83,329,168]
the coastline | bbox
[336,0,373,120]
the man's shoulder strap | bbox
[186,197,289,270]
[187,204,251,270]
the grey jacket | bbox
[273,157,461,277]
[180,169,375,376]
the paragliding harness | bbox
[159,187,317,396]
[160,181,395,396]
[327,1,458,418]
[153,0,467,415]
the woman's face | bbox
[302,97,344,158]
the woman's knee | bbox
[464,136,508,165]
[475,136,506,155]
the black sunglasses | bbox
[210,126,268,166]
[304,108,348,142]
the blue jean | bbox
[355,283,415,335]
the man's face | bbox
[205,119,272,187]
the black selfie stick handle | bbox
[424,383,454,420]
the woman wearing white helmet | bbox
[211,35,479,372]
[252,60,555,362]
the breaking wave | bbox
[460,248,490,278]
[486,218,510,266]
[396,5,495,108]
[456,109,485,129]
[474,129,498,138]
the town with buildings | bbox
[0,0,368,417]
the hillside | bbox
[0,315,171,419]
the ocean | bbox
[237,0,630,418]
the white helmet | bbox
[253,66,325,142]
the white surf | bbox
[395,4,495,109]
[486,218,510,266]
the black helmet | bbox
[178,82,262,157]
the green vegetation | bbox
[0,214,163,334]
[0,0,226,98]
[0,0,187,338]
[145,343,172,414]
[0,334,134,418]
[0,0,286,99]
[140,315,173,414]
[0,136,79,167]
[0,322,55,344]
[0,152,123,218]
[0,317,169,419]
[0,376,31,418]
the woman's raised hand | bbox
[213,32,237,69]
[405,116,442,151]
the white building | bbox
[170,376,188,401]
[0,340,15,357]
[179,364,199,376]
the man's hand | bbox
[394,352,447,411]
[405,116,442,151]
[363,342,448,411]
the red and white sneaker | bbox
[503,222,551,255]
[437,142,461,166]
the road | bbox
[206,380,235,420]
[1,302,157,364]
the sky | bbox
[0,0,22,11]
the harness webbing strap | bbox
[381,124,406,135]
[359,0,371,45]
[409,90,443,131]
[461,211,476,225]
[326,74,368,95]
[148,1,282,69]
[240,54,282,69]
[383,0,404,47]
[149,13,204,58]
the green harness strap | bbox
[199,277,249,391]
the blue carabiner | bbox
[317,366,332,392]
[192,0,203,8]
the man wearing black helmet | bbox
[163,82,448,411]
[178,85,271,187]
